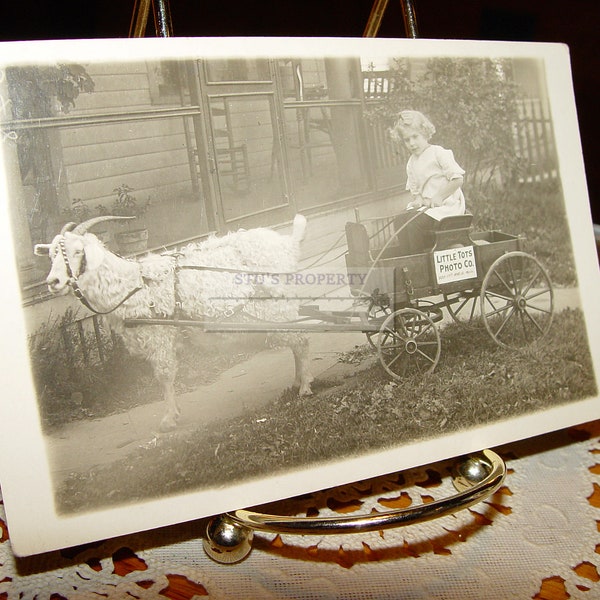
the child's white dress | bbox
[406,144,466,220]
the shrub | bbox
[28,311,264,432]
[369,57,524,198]
[470,179,576,286]
[28,309,109,428]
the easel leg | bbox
[129,0,152,37]
[363,0,390,37]
[129,0,173,38]
[363,0,419,38]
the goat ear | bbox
[83,241,106,271]
[34,244,51,256]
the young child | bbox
[389,110,466,253]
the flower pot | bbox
[115,228,149,254]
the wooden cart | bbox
[344,212,554,379]
[125,212,554,382]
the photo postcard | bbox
[0,36,597,556]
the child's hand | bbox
[407,199,424,210]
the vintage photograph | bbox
[0,37,598,556]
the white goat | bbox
[35,215,313,431]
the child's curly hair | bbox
[389,110,436,143]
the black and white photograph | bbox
[0,36,598,557]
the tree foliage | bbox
[6,64,94,242]
[369,57,523,197]
[7,64,94,118]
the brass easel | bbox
[128,0,418,40]
[363,0,419,38]
[129,0,173,38]
[125,0,507,564]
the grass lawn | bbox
[32,177,596,514]
[469,179,576,286]
[35,179,578,433]
[56,307,596,514]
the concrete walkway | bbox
[45,329,368,484]
[43,189,583,483]
[45,284,581,487]
[44,197,391,483]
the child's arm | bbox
[405,156,426,208]
[429,176,463,206]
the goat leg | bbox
[291,334,313,396]
[159,379,179,432]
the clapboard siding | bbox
[62,133,188,165]
[81,62,150,77]
[66,146,188,186]
[73,89,151,112]
[61,120,187,154]
[71,66,152,113]
[68,163,191,206]
[59,63,194,210]
[81,72,150,92]
[60,118,188,147]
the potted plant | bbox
[110,184,150,254]
[62,198,92,222]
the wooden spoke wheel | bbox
[415,299,444,324]
[480,251,554,348]
[365,300,392,349]
[443,289,481,327]
[377,308,441,380]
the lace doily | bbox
[1,421,599,599]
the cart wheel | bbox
[443,290,480,326]
[377,308,441,380]
[415,299,444,324]
[480,251,554,348]
[365,302,392,349]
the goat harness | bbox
[60,238,293,321]
[59,237,143,315]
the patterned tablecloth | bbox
[1,420,599,599]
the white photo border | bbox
[0,37,597,556]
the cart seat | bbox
[388,212,474,256]
[345,221,370,260]
[434,213,473,232]
[431,213,474,250]
[345,222,371,296]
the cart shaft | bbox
[124,317,380,333]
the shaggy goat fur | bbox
[40,215,312,431]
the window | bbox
[147,60,189,104]
[205,59,271,83]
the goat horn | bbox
[72,215,135,235]
[60,222,77,235]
